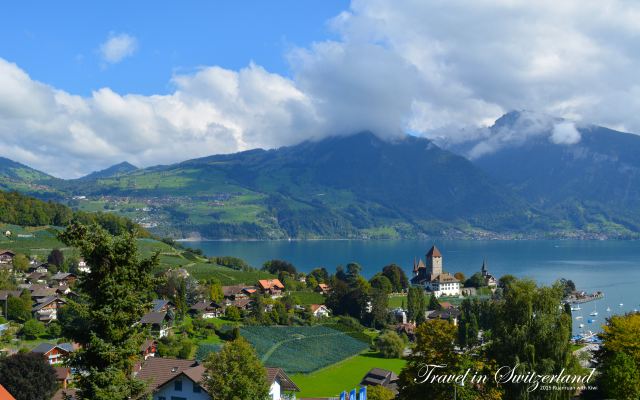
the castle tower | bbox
[426,245,442,276]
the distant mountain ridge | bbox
[79,161,138,181]
[2,113,640,239]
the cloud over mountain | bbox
[2,0,640,177]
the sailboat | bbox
[589,303,598,316]
[579,322,585,328]
[620,302,624,307]
[571,305,581,311]
[575,315,583,320]
[606,306,611,312]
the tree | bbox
[598,352,640,400]
[381,264,409,292]
[454,272,466,282]
[21,319,45,340]
[398,319,459,399]
[225,305,241,321]
[407,287,426,322]
[209,281,224,302]
[367,385,395,400]
[369,288,389,328]
[57,222,157,400]
[262,259,296,275]
[375,331,405,358]
[47,248,64,268]
[203,337,270,400]
[370,274,393,294]
[464,272,487,288]
[11,253,29,273]
[427,293,442,311]
[7,291,31,322]
[0,268,16,290]
[0,352,58,400]
[308,267,329,284]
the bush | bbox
[367,385,395,400]
[225,306,241,321]
[22,319,45,340]
[374,331,405,358]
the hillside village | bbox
[0,230,505,400]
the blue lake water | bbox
[184,239,640,334]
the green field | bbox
[292,351,406,397]
[241,326,369,374]
[289,291,325,305]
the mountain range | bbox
[2,111,640,239]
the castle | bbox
[411,245,461,297]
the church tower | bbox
[426,245,442,276]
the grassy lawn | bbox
[289,291,325,305]
[388,294,406,309]
[292,351,406,397]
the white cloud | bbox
[3,1,640,177]
[550,122,581,145]
[99,33,138,64]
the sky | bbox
[2,0,640,178]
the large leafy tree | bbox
[0,353,57,400]
[57,222,157,400]
[592,313,640,399]
[203,337,270,400]
[407,287,426,323]
[488,279,577,400]
[6,290,32,322]
[381,264,409,292]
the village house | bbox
[140,339,158,360]
[151,299,175,313]
[26,272,47,284]
[222,285,255,301]
[310,304,331,318]
[32,296,67,322]
[315,283,331,295]
[50,272,77,286]
[27,262,48,274]
[257,279,285,298]
[411,246,461,297]
[54,367,72,389]
[0,250,15,264]
[189,301,225,319]
[31,342,75,365]
[140,311,174,338]
[360,368,399,395]
[135,357,300,400]
[426,308,461,326]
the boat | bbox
[575,316,583,320]
[579,323,584,328]
[606,306,611,312]
[588,319,596,323]
[620,303,624,307]
[589,303,598,316]
[571,306,581,311]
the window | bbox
[174,380,182,391]
[193,384,202,393]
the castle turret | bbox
[426,245,442,276]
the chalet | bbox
[32,296,67,322]
[360,368,399,395]
[222,285,255,301]
[31,342,75,365]
[231,298,253,311]
[30,286,58,300]
[0,384,16,400]
[0,250,15,264]
[135,357,299,400]
[54,367,72,389]
[152,299,175,313]
[26,272,47,284]
[310,304,331,318]
[50,272,77,286]
[426,308,461,326]
[257,279,285,298]
[140,339,158,360]
[27,263,48,274]
[189,301,224,319]
[315,283,331,295]
[411,246,461,297]
[140,311,174,338]
[77,259,90,273]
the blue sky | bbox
[0,1,347,95]
[1,1,639,177]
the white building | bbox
[410,245,461,297]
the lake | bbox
[183,239,640,334]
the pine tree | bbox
[57,222,157,400]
